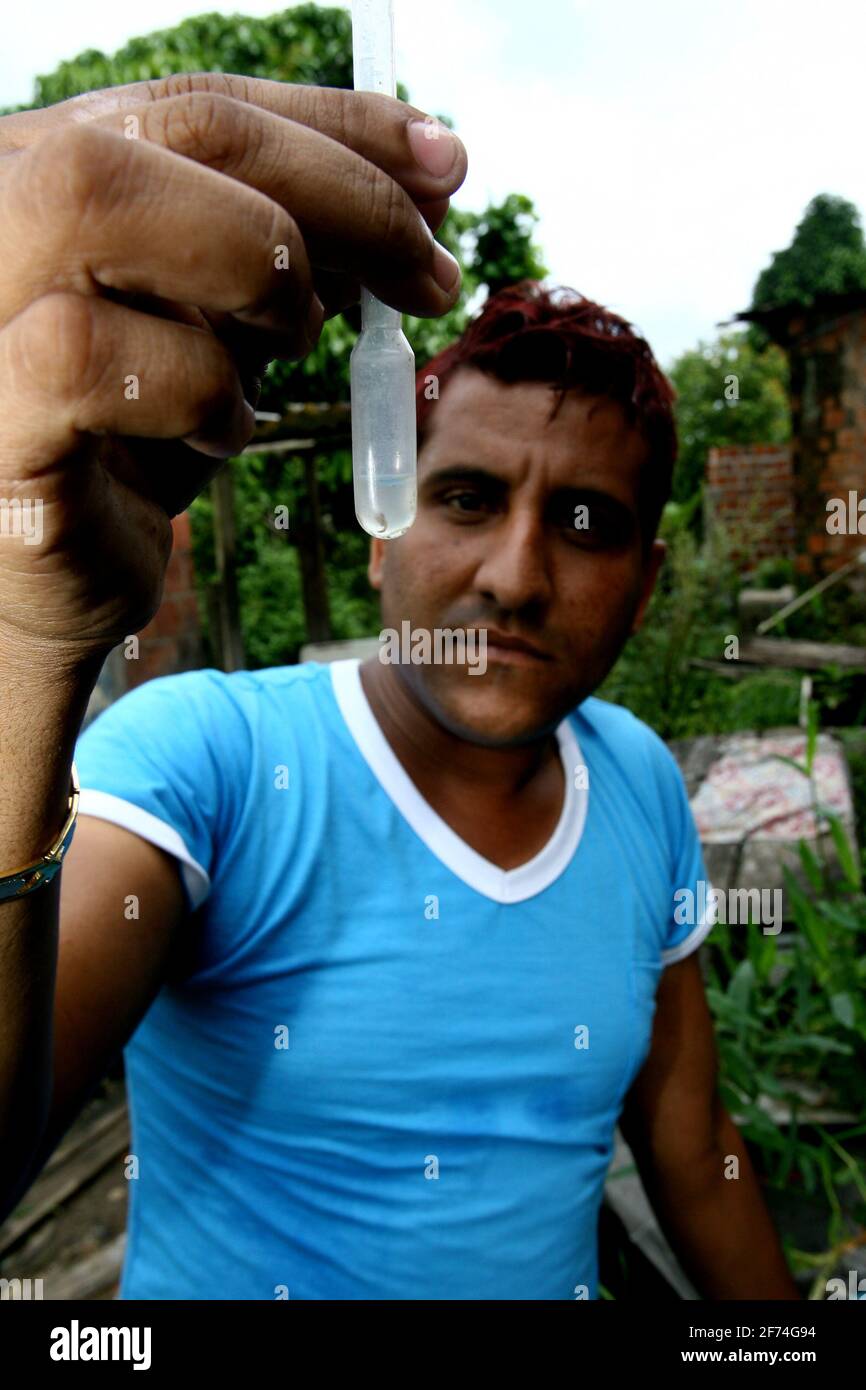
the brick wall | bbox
[704,444,795,569]
[787,306,866,573]
[84,511,206,729]
[125,511,205,690]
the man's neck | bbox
[358,657,560,803]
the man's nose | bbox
[471,510,552,613]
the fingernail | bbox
[431,240,461,293]
[240,400,257,439]
[408,118,459,177]
[305,294,325,347]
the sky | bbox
[2,0,865,369]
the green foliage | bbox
[837,730,866,850]
[763,580,866,653]
[600,504,716,735]
[601,460,866,741]
[703,705,866,1278]
[6,6,357,112]
[189,447,381,667]
[460,193,547,298]
[599,503,797,738]
[667,331,790,504]
[750,194,866,315]
[403,195,546,368]
[237,542,307,666]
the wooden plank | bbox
[688,657,751,680]
[738,638,866,671]
[41,1096,127,1178]
[241,437,317,455]
[0,1112,129,1257]
[252,401,350,446]
[297,451,332,644]
[42,1233,126,1301]
[210,464,246,673]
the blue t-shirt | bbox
[72,657,711,1300]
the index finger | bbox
[0,72,469,207]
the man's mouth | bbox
[473,628,552,665]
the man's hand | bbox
[0,73,466,663]
[620,953,800,1300]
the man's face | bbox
[367,366,665,745]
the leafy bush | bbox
[668,331,790,506]
[703,706,866,1291]
[599,500,865,739]
[599,502,792,737]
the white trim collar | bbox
[329,658,588,904]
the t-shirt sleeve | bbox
[647,731,716,966]
[72,669,233,913]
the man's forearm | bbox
[639,1106,800,1300]
[0,642,105,1213]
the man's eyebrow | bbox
[553,486,637,518]
[419,463,504,491]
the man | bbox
[0,74,796,1301]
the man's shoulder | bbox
[566,698,699,876]
[113,658,333,717]
[570,693,666,753]
[80,660,338,767]
[568,695,685,796]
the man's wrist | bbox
[0,624,114,686]
[0,644,102,870]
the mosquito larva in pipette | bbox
[350,0,418,539]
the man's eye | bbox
[567,503,632,545]
[569,513,603,535]
[444,490,486,512]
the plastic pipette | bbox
[350,0,417,539]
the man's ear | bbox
[368,537,385,591]
[631,539,666,634]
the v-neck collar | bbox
[329,658,588,904]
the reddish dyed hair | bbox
[416,279,677,543]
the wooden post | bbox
[210,462,246,672]
[238,405,352,652]
[297,451,333,643]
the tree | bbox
[750,194,866,314]
[667,331,790,504]
[458,194,547,299]
[2,6,358,111]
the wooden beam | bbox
[210,463,246,672]
[688,657,751,680]
[42,1234,126,1301]
[251,401,351,447]
[0,1107,129,1257]
[296,452,332,644]
[241,438,317,455]
[738,638,866,671]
